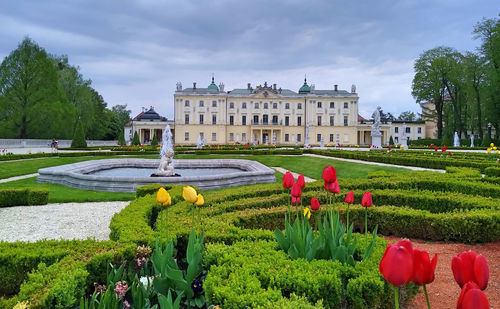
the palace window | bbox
[297,134,301,142]
[272,115,278,125]
[418,127,422,134]
[298,103,302,110]
[184,132,189,141]
[264,103,268,109]
[199,114,204,124]
[317,102,322,108]
[263,115,269,125]
[344,116,348,126]
[185,100,190,107]
[212,133,216,141]
[229,133,234,141]
[242,102,247,109]
[395,127,399,133]
[229,102,234,109]
[285,103,290,109]
[330,102,335,108]
[344,102,348,108]
[212,115,216,125]
[212,101,217,107]
[273,103,278,109]
[253,115,259,124]
[285,116,289,126]
[330,134,334,142]
[317,116,322,126]
[395,137,399,143]
[255,103,259,109]
[242,115,246,126]
[185,114,189,125]
[285,134,289,142]
[406,127,411,133]
[330,116,334,126]
[230,115,234,126]
[297,116,302,126]
[199,101,204,107]
[317,134,321,142]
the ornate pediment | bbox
[250,82,282,99]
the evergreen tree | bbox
[118,132,126,146]
[151,133,158,146]
[71,121,87,148]
[389,135,394,145]
[132,131,140,145]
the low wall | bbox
[0,139,117,148]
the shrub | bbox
[151,133,158,146]
[71,121,87,148]
[117,132,126,146]
[132,131,140,145]
[484,166,500,177]
[0,189,49,207]
[389,135,394,145]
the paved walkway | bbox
[0,173,39,183]
[0,201,129,242]
[303,153,446,173]
[271,167,316,181]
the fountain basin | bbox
[37,158,276,192]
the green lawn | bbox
[176,154,410,179]
[0,177,134,203]
[0,155,158,179]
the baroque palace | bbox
[125,77,429,145]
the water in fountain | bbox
[152,124,178,176]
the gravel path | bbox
[0,201,129,242]
[0,173,38,183]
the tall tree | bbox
[0,37,74,138]
[397,111,418,121]
[462,52,487,139]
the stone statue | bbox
[454,132,460,147]
[320,136,325,148]
[470,134,475,147]
[400,122,408,150]
[304,121,311,148]
[272,132,277,145]
[370,107,382,149]
[197,133,205,149]
[351,84,356,93]
[371,107,382,136]
[153,124,177,177]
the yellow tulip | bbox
[400,145,404,150]
[156,187,169,204]
[490,143,494,148]
[162,192,171,207]
[494,146,498,150]
[182,186,198,203]
[496,150,499,154]
[303,207,311,220]
[195,194,204,207]
[487,148,492,154]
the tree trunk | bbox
[474,84,483,139]
[436,94,444,139]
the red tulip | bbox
[322,166,337,183]
[283,171,294,189]
[457,281,490,309]
[379,239,414,287]
[434,146,438,151]
[412,248,437,285]
[310,197,320,211]
[324,179,340,194]
[452,250,489,290]
[441,147,445,152]
[291,182,302,205]
[430,144,434,148]
[361,192,372,207]
[344,191,354,204]
[292,196,301,204]
[297,174,306,189]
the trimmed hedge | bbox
[0,188,49,207]
[203,240,417,309]
[485,166,500,177]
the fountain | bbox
[37,124,276,192]
[454,132,460,147]
[152,125,178,177]
[471,134,475,147]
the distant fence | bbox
[0,139,117,148]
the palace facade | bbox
[174,77,379,145]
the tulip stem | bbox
[364,207,368,239]
[166,207,169,241]
[346,203,349,229]
[394,287,399,309]
[423,284,431,309]
[192,205,196,229]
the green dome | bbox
[208,76,219,91]
[298,78,310,94]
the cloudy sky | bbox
[1,0,499,119]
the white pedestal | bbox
[400,138,408,150]
[370,134,382,149]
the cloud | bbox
[1,0,499,120]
